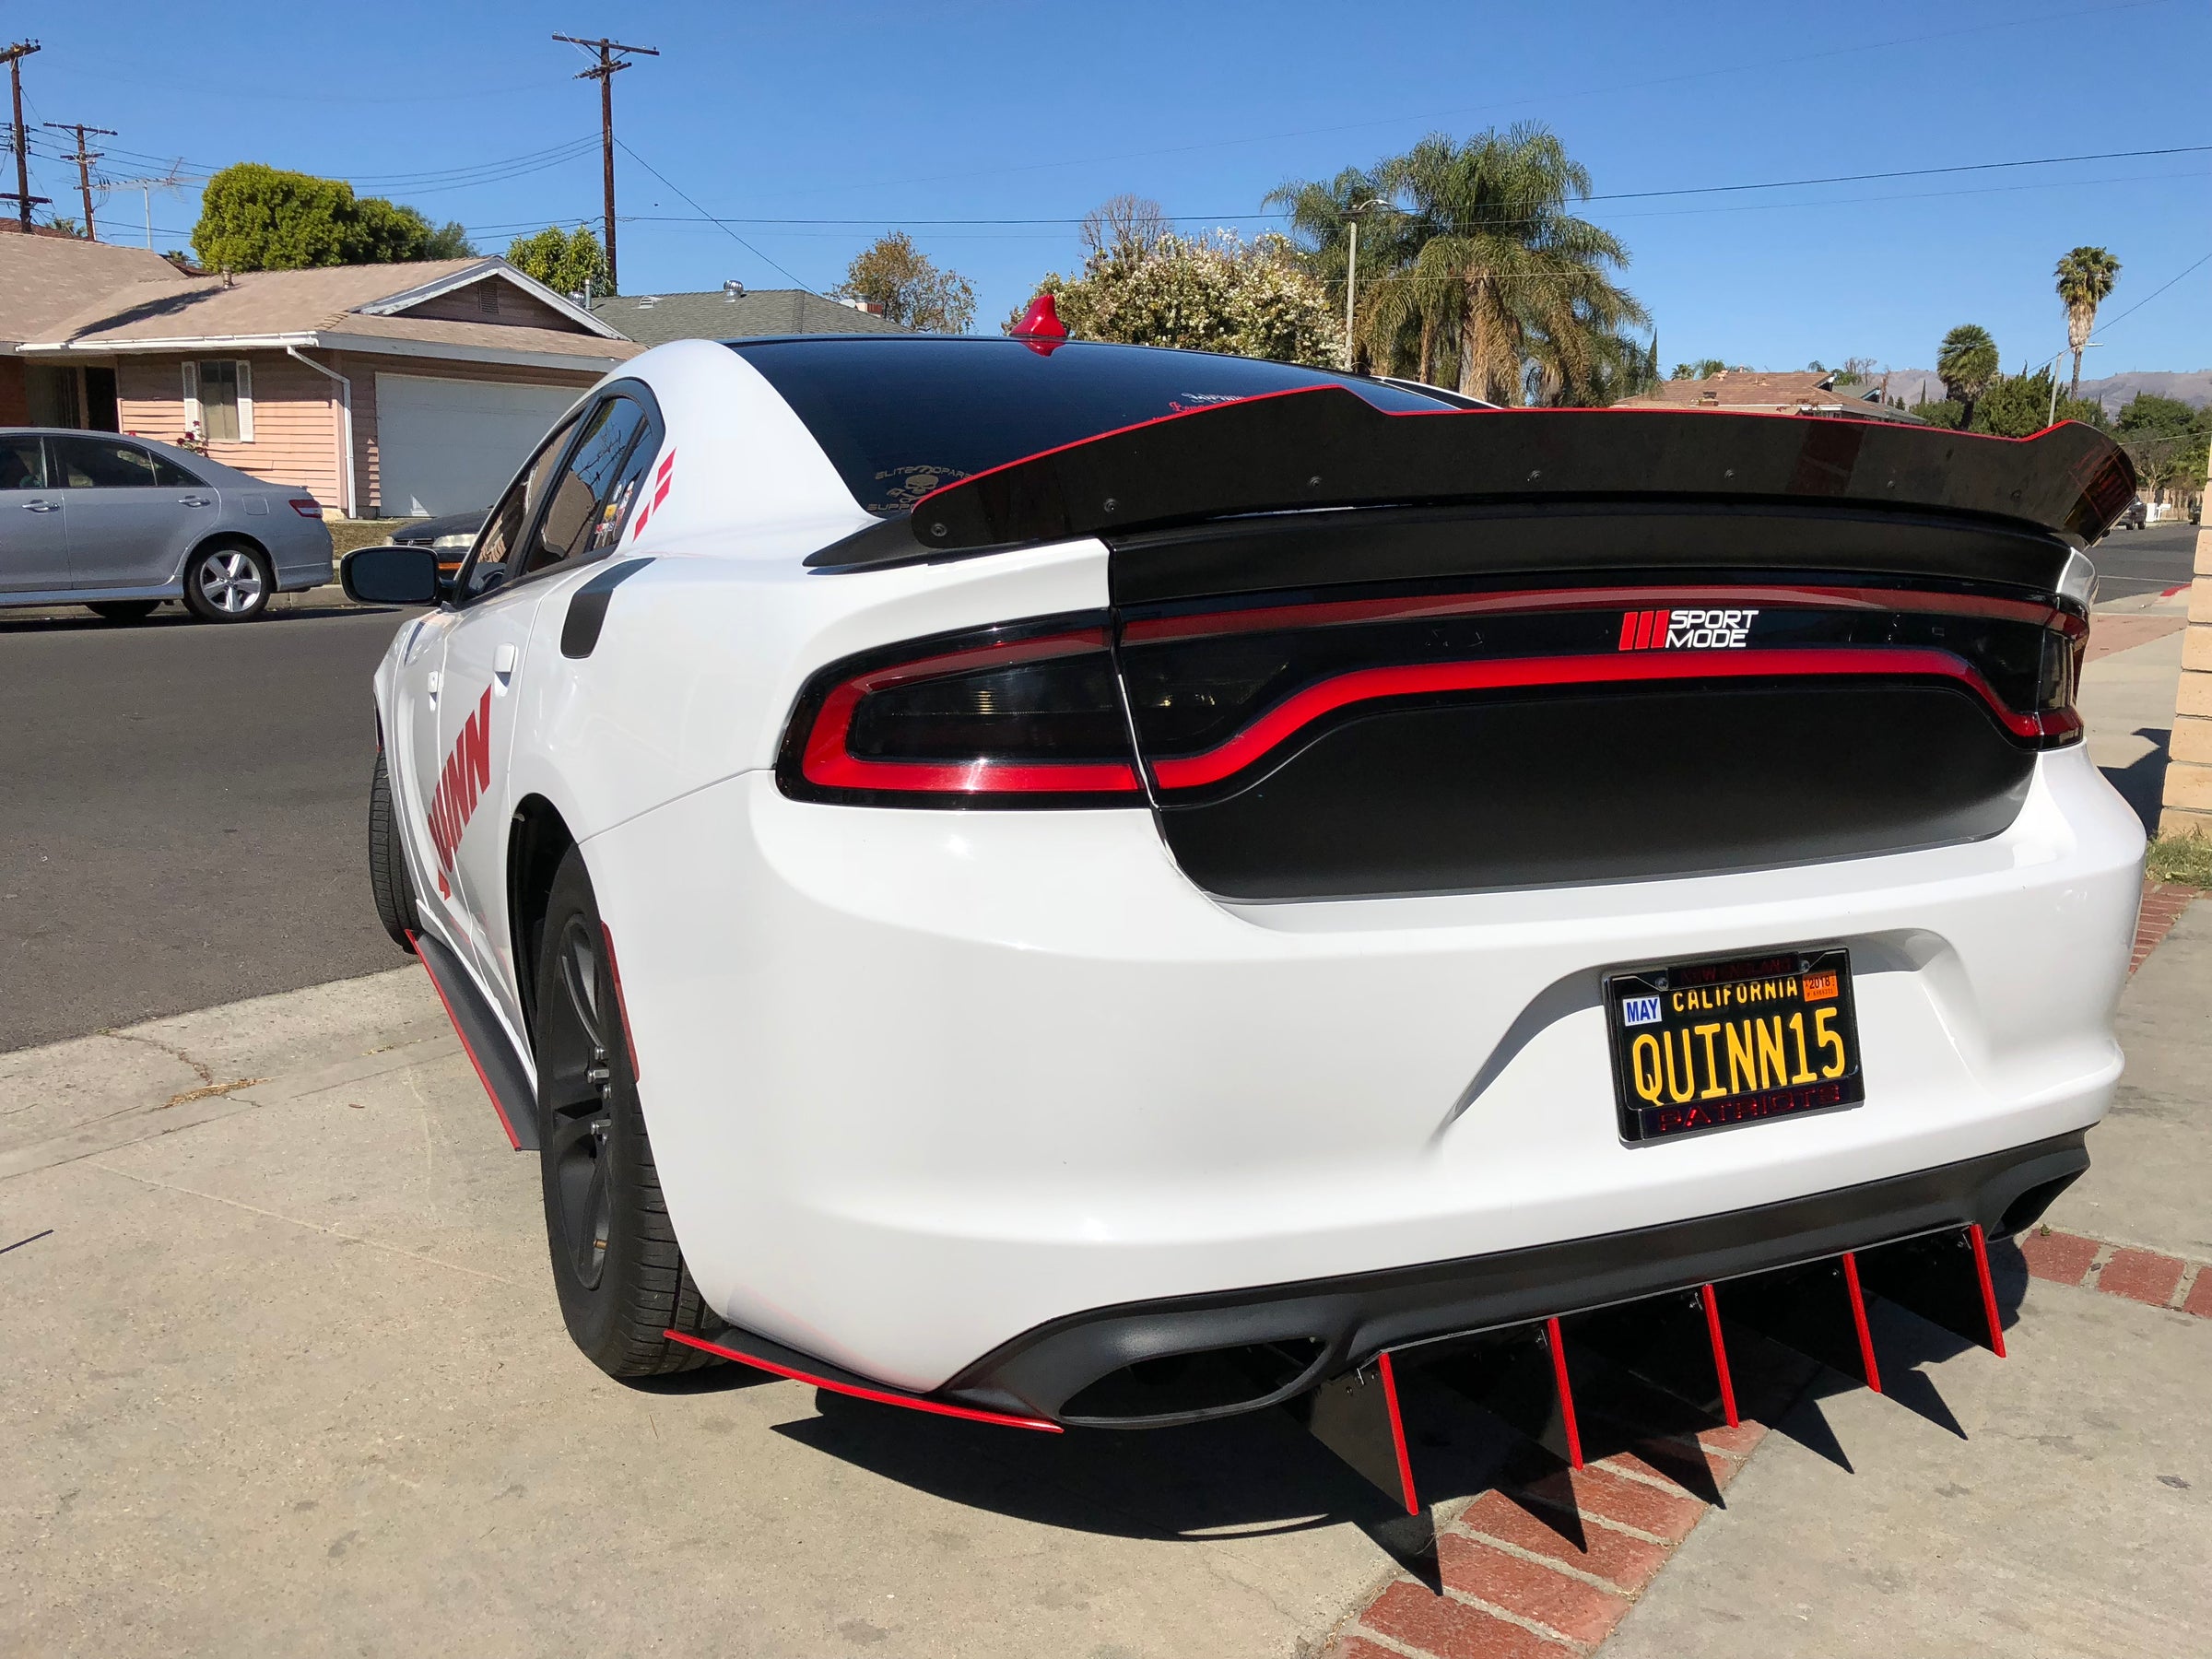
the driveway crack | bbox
[103,1030,216,1087]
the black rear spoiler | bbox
[806,386,2136,572]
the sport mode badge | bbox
[1618,607,1760,651]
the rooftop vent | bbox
[723,279,746,300]
[637,296,660,309]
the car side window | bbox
[520,395,655,576]
[147,453,205,487]
[0,434,45,489]
[456,413,583,601]
[52,436,162,488]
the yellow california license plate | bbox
[1605,947,1864,1143]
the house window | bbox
[187,359,254,443]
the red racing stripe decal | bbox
[407,930,522,1150]
[1147,645,2050,791]
[662,1328,1064,1431]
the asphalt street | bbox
[0,520,2194,1056]
[0,598,416,1051]
[2091,519,2197,599]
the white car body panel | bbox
[585,746,2136,1392]
[363,335,2146,1406]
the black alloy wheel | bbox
[532,847,715,1377]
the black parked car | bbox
[388,506,488,574]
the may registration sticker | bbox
[1603,948,1865,1143]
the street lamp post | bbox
[1342,199,1376,372]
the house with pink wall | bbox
[11,251,641,518]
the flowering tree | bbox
[1012,230,1343,368]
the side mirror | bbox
[342,545,443,606]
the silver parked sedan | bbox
[0,429,334,623]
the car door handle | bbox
[494,643,518,686]
[21,500,58,512]
[177,496,213,508]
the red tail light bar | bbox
[780,586,2083,808]
[1146,645,2076,792]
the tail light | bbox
[777,613,1143,806]
[1118,583,2088,803]
[289,498,324,519]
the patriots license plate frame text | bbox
[1605,947,1865,1143]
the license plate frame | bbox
[1605,946,1865,1144]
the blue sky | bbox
[19,0,2212,377]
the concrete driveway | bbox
[2,971,1405,1659]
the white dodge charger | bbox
[346,321,2142,1431]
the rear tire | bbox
[532,847,715,1377]
[367,753,420,953]
[182,539,273,622]
[87,600,159,623]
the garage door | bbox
[375,374,582,517]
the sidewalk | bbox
[1595,902,2212,1658]
[1,972,1401,1659]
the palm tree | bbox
[2054,246,2121,398]
[1936,324,2001,427]
[1380,126,1646,405]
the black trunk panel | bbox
[1155,682,2035,901]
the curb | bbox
[2134,878,2202,972]
[2018,1228,2212,1319]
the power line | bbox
[613,136,822,295]
[567,141,2212,234]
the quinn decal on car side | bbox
[425,687,492,899]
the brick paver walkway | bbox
[1322,880,2202,1658]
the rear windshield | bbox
[730,336,1461,516]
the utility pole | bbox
[1,41,47,232]
[45,121,113,241]
[551,33,657,295]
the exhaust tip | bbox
[1060,1339,1328,1426]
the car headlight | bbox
[430,533,476,551]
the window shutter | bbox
[235,360,254,442]
[182,360,201,437]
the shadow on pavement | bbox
[2101,727,2172,836]
[620,1240,2030,1571]
[0,601,401,635]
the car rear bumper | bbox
[582,742,2143,1402]
[944,1130,2085,1422]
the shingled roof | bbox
[589,288,909,345]
[0,234,186,348]
[16,255,642,371]
[1616,368,1924,423]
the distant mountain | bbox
[1874,367,2212,414]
